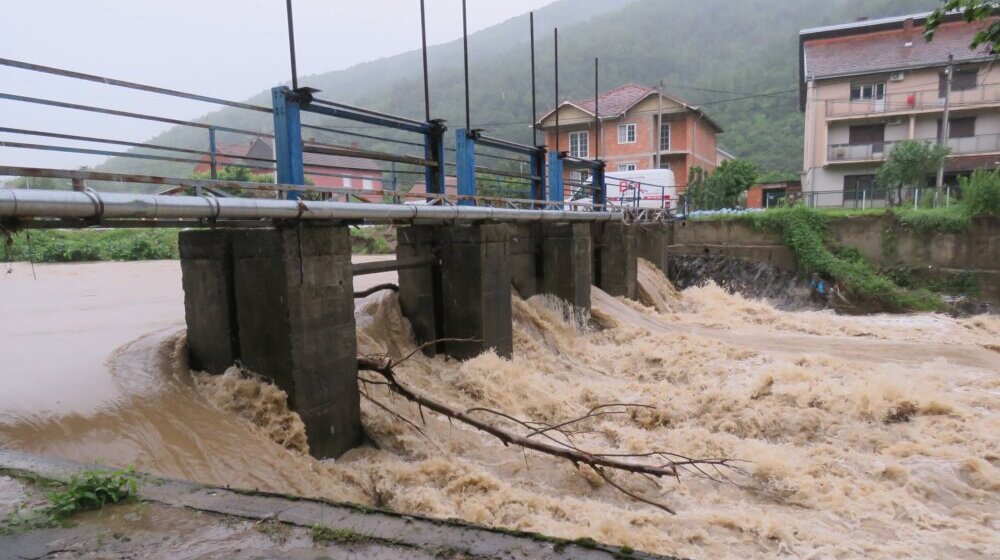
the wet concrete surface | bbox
[0,450,675,560]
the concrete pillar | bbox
[541,223,592,311]
[593,222,637,299]
[636,222,671,274]
[230,226,361,459]
[179,229,239,375]
[397,225,441,356]
[438,223,513,360]
[508,223,542,299]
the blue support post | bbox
[547,151,564,206]
[592,162,606,208]
[456,128,476,206]
[424,120,446,197]
[271,86,305,200]
[530,146,546,204]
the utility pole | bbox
[936,54,954,190]
[656,80,663,169]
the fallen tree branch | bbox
[353,283,399,298]
[357,356,740,514]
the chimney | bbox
[902,17,916,47]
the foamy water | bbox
[1,259,998,559]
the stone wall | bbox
[668,216,1000,304]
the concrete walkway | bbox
[0,450,677,560]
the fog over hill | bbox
[99,0,938,181]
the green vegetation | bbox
[6,229,180,262]
[729,205,945,312]
[875,140,950,206]
[925,0,1000,53]
[4,226,396,263]
[686,159,758,210]
[43,467,139,522]
[349,226,395,255]
[3,467,140,532]
[310,524,370,544]
[960,169,1000,216]
[191,165,274,185]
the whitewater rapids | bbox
[1,259,998,559]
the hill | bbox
[98,0,940,182]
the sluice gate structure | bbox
[0,5,678,457]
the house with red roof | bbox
[800,11,1000,207]
[193,137,385,201]
[535,83,728,191]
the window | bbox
[343,177,352,189]
[939,117,976,139]
[941,68,977,96]
[850,82,885,101]
[568,131,589,158]
[659,122,671,151]
[618,163,637,172]
[362,178,373,190]
[617,123,637,144]
[843,175,885,201]
[572,170,590,184]
[848,124,885,146]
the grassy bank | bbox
[3,227,397,263]
[705,206,976,312]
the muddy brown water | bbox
[1,257,998,559]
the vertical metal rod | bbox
[594,57,599,161]
[554,27,559,153]
[461,0,471,131]
[656,81,663,168]
[208,127,218,180]
[285,0,299,90]
[420,0,431,121]
[936,54,954,190]
[530,12,537,146]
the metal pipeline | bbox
[0,190,622,224]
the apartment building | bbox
[800,12,1000,206]
[535,83,726,189]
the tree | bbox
[875,140,950,205]
[685,159,758,210]
[3,176,69,190]
[925,1,1000,54]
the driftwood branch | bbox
[357,356,741,514]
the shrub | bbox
[960,169,1000,216]
[43,467,139,522]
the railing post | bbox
[456,128,476,206]
[591,161,606,208]
[530,145,547,204]
[205,126,217,197]
[271,86,305,200]
[424,119,447,198]
[547,151,564,206]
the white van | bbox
[568,168,677,209]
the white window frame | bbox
[617,123,637,144]
[659,122,671,151]
[343,177,352,189]
[617,163,637,172]
[850,82,885,101]
[362,178,373,190]
[572,170,591,183]
[568,131,589,158]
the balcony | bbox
[825,88,1000,119]
[827,133,1000,164]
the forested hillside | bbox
[100,0,939,180]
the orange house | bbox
[535,83,727,190]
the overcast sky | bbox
[1,0,555,171]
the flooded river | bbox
[1,258,998,559]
